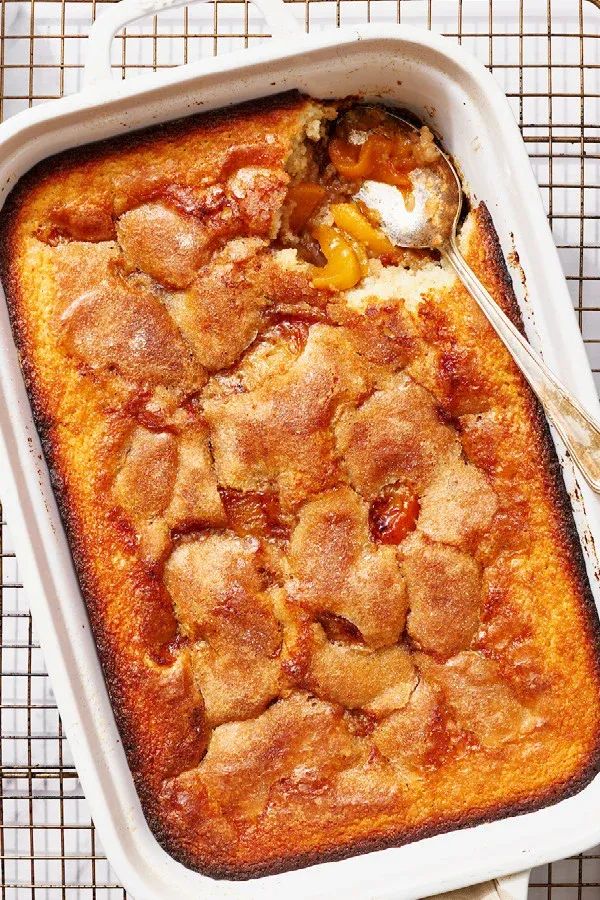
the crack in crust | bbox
[1,90,600,881]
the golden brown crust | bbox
[1,91,600,880]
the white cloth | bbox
[430,882,502,900]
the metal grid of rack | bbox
[1,0,600,895]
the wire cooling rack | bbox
[1,0,600,896]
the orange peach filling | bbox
[285,111,440,292]
[330,203,394,256]
[311,224,363,291]
[328,132,414,188]
[369,483,420,545]
[287,182,327,232]
[308,202,392,291]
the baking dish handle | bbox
[83,0,301,86]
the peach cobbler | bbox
[1,92,599,878]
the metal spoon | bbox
[355,115,600,493]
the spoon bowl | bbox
[356,169,459,250]
[353,111,461,250]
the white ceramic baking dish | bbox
[0,1,598,897]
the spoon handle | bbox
[444,240,600,493]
